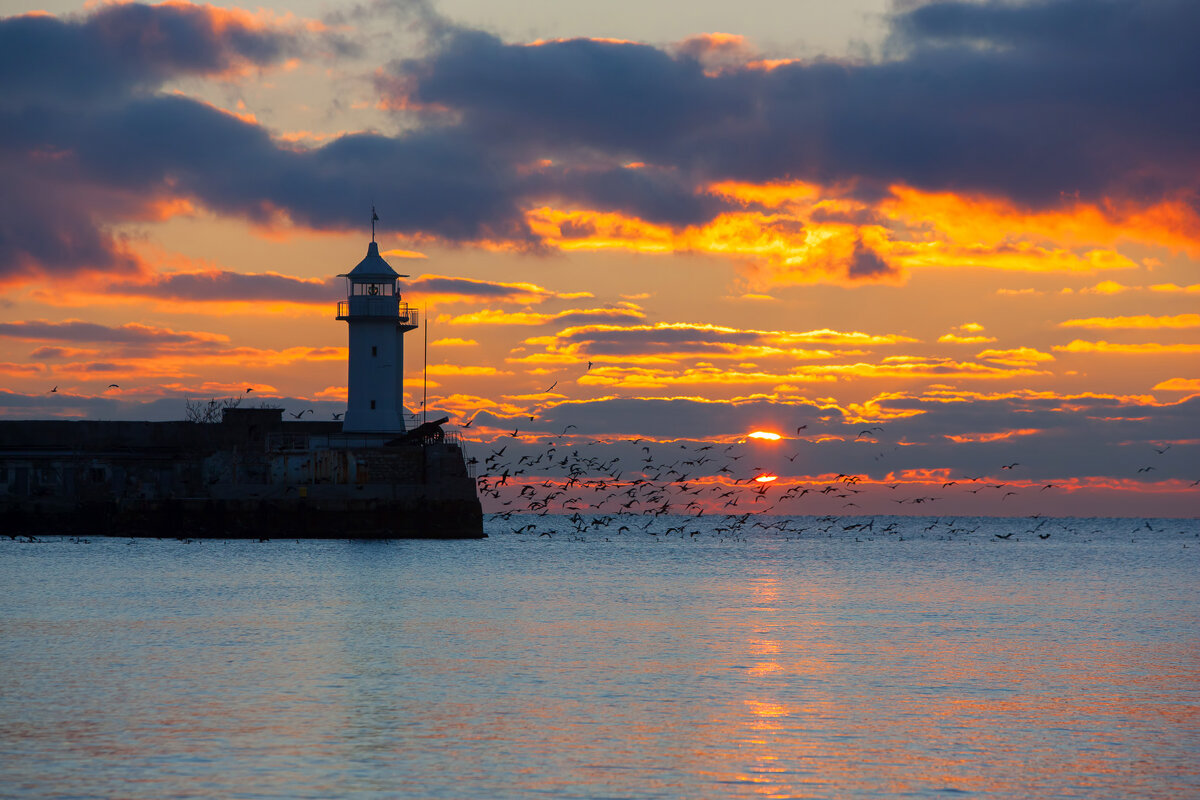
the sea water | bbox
[2,515,1197,799]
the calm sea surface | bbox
[2,515,1198,799]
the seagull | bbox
[796,425,807,433]
[1001,462,1020,469]
[462,413,478,427]
[544,380,558,393]
[586,361,593,371]
[245,387,254,393]
[332,412,344,420]
[290,409,313,419]
[50,386,58,393]
[107,383,120,389]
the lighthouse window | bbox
[370,400,376,410]
[371,346,378,357]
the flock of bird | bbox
[467,424,1194,541]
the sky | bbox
[1,0,1197,516]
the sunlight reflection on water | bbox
[1,516,1197,799]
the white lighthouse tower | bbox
[336,218,419,433]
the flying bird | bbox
[332,412,344,420]
[107,384,120,389]
[586,361,593,371]
[49,386,57,393]
[245,387,253,393]
[544,380,558,393]
[1001,462,1020,469]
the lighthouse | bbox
[336,228,419,433]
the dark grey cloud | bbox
[0,389,348,423]
[847,239,894,279]
[554,325,762,357]
[382,0,1199,207]
[0,320,219,344]
[0,2,312,107]
[107,271,339,303]
[464,393,1198,482]
[405,275,569,301]
[3,0,1196,284]
[525,164,729,227]
[0,2,315,282]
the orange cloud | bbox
[881,186,1200,257]
[938,323,996,344]
[1059,313,1200,329]
[708,179,823,208]
[1149,283,1200,293]
[1054,340,1200,355]
[976,347,1056,366]
[578,358,1048,389]
[438,306,644,326]
[1153,378,1200,392]
[521,177,1179,288]
[0,362,46,376]
[888,240,1136,273]
[159,380,277,396]
[1080,280,1131,294]
[943,428,1042,443]
[511,322,917,370]
[425,365,510,377]
[314,385,347,400]
[405,274,595,306]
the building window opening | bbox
[370,400,376,410]
[371,346,378,357]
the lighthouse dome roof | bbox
[338,241,401,280]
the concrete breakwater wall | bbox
[0,409,483,539]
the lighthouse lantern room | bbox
[336,236,419,433]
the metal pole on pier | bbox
[422,303,428,426]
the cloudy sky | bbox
[1,0,1196,515]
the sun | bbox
[747,431,781,441]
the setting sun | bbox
[747,431,782,440]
